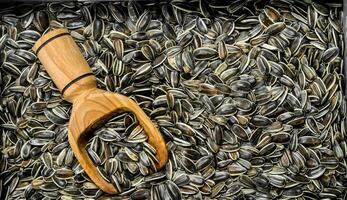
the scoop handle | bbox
[33,28,97,102]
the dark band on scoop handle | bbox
[35,32,70,55]
[61,72,95,96]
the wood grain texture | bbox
[33,29,168,194]
[32,28,96,102]
[70,89,168,193]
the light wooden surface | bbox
[33,28,97,102]
[33,29,168,194]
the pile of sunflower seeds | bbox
[85,112,162,195]
[1,0,346,199]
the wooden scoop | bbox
[32,28,168,194]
